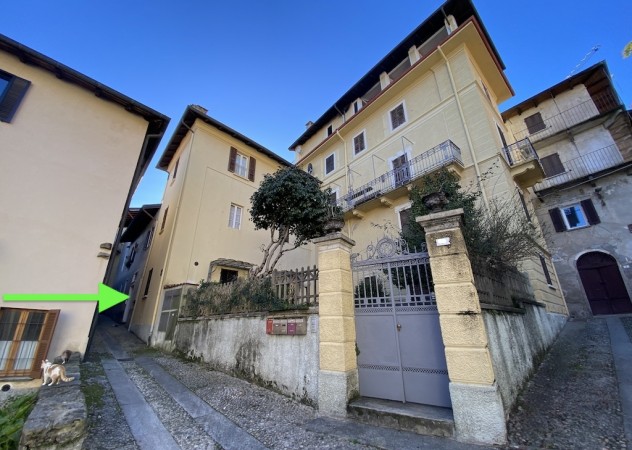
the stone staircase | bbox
[347,397,455,438]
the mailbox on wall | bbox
[266,316,308,335]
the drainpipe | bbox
[437,45,489,208]
[334,129,349,198]
[148,121,197,343]
[334,129,351,238]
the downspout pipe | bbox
[437,45,489,208]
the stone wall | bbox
[19,353,86,450]
[172,311,319,405]
[483,304,567,412]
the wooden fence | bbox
[271,265,319,306]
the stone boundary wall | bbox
[483,304,567,413]
[173,311,319,405]
[19,353,86,450]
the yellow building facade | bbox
[289,2,565,313]
[129,105,312,345]
[0,34,168,377]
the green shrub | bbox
[0,392,38,450]
[182,277,302,317]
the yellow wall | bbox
[293,35,565,311]
[130,119,315,343]
[0,51,150,358]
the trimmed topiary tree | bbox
[249,166,332,277]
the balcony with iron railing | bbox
[336,140,463,213]
[512,91,620,144]
[533,144,625,192]
[500,138,545,188]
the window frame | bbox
[548,199,600,232]
[324,153,336,176]
[353,130,367,155]
[540,153,566,178]
[228,203,243,229]
[0,308,59,378]
[389,101,408,131]
[228,147,256,181]
[0,69,31,123]
[234,153,249,178]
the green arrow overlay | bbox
[4,283,129,313]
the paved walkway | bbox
[83,315,632,449]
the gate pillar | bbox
[417,209,506,445]
[313,232,358,417]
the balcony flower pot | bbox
[324,204,345,234]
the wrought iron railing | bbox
[534,144,624,191]
[337,140,463,212]
[512,91,619,143]
[502,138,538,166]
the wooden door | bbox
[578,252,632,315]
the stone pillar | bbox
[313,232,358,417]
[417,209,506,445]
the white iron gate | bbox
[352,236,451,407]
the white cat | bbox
[41,360,75,386]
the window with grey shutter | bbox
[524,112,546,134]
[325,154,335,175]
[390,103,406,130]
[540,153,565,177]
[353,132,366,154]
[0,70,31,123]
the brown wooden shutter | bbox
[228,147,237,173]
[524,112,546,134]
[581,199,601,225]
[28,309,60,378]
[0,74,31,123]
[518,190,532,222]
[248,157,256,182]
[548,208,566,232]
[540,153,565,177]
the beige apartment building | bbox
[0,34,168,378]
[128,105,312,347]
[289,0,565,313]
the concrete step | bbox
[347,397,455,438]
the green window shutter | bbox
[0,73,31,123]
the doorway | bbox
[577,252,632,315]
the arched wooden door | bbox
[577,252,632,315]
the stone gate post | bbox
[313,232,358,417]
[417,209,506,445]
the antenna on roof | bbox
[566,45,601,78]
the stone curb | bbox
[19,353,87,450]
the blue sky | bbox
[4,0,631,207]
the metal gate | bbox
[352,236,450,407]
